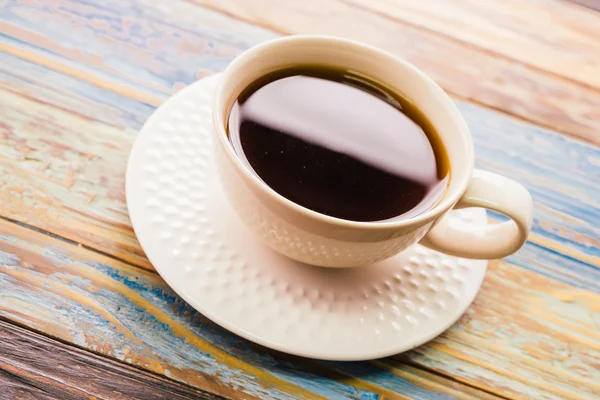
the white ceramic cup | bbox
[212,35,533,268]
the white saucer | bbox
[126,74,488,361]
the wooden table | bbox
[0,1,598,399]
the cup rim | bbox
[213,34,474,230]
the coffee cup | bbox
[212,35,532,268]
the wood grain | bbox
[0,319,223,400]
[403,259,600,399]
[0,219,505,400]
[343,0,600,90]
[190,0,600,144]
[0,83,151,268]
[0,0,274,99]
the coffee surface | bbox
[228,67,449,222]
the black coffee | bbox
[227,67,449,222]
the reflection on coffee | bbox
[227,66,449,222]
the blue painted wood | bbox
[0,224,491,399]
[0,0,276,95]
[0,53,156,129]
[464,100,599,256]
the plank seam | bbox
[0,40,164,106]
[0,316,229,400]
[0,82,127,130]
[0,216,149,272]
[0,367,56,397]
[396,358,517,400]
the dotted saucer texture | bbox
[126,74,489,361]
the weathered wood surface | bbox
[0,219,505,400]
[0,214,598,399]
[0,320,223,400]
[0,0,598,399]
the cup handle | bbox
[420,169,533,259]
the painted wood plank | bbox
[343,0,600,90]
[189,0,600,143]
[0,52,155,130]
[1,0,599,143]
[0,219,504,400]
[0,319,224,400]
[0,0,276,100]
[403,259,600,399]
[0,85,150,269]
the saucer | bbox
[126,74,488,361]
